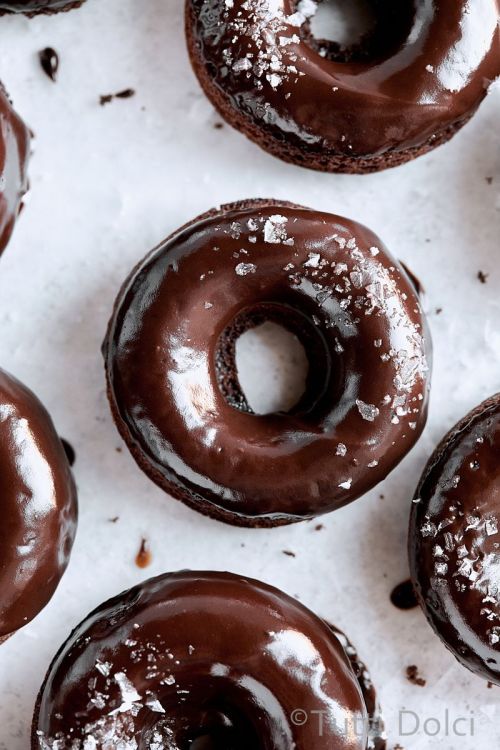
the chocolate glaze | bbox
[33,571,380,749]
[103,199,431,527]
[409,394,500,685]
[0,85,30,256]
[186,0,500,172]
[0,368,77,640]
[0,0,83,12]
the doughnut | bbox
[185,0,500,173]
[0,368,77,643]
[103,199,431,527]
[0,0,84,14]
[0,84,29,256]
[409,394,500,685]
[33,570,385,749]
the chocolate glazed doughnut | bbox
[185,0,500,173]
[33,571,385,749]
[103,199,431,527]
[0,84,29,256]
[0,368,77,643]
[409,394,500,685]
[0,0,83,14]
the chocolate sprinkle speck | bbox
[478,270,489,284]
[108,516,119,523]
[39,47,59,82]
[406,665,426,687]
[100,88,136,106]
[282,550,296,557]
[390,580,418,610]
[315,524,324,531]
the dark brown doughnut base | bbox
[185,6,473,174]
[105,198,304,529]
[0,0,84,15]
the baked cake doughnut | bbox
[185,0,500,173]
[409,394,500,685]
[0,84,29,256]
[0,368,77,643]
[33,571,386,749]
[103,199,431,527]
[0,0,84,13]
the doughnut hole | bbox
[215,302,340,418]
[235,321,309,415]
[301,0,417,63]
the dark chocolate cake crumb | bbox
[435,307,443,315]
[282,550,296,557]
[486,176,493,185]
[214,122,224,129]
[406,665,426,687]
[99,88,135,106]
[60,438,75,466]
[39,47,59,82]
[108,516,119,523]
[487,681,494,689]
[478,270,489,284]
[390,579,418,610]
[315,523,324,531]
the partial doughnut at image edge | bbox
[0,367,78,642]
[32,570,386,749]
[409,393,500,686]
[103,198,432,527]
[185,0,500,173]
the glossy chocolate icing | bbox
[186,0,500,170]
[409,394,500,685]
[34,571,377,749]
[104,199,431,526]
[0,0,82,12]
[0,85,29,256]
[0,368,77,640]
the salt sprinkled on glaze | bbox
[356,400,380,422]
[263,214,294,245]
[235,262,257,276]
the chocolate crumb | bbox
[100,88,135,106]
[435,307,443,315]
[315,524,324,531]
[108,516,119,523]
[478,270,489,284]
[135,538,152,569]
[283,550,296,557]
[486,176,493,185]
[39,47,59,82]
[487,681,494,689]
[60,438,75,467]
[390,580,418,610]
[406,665,426,687]
[214,122,224,129]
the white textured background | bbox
[0,1,499,747]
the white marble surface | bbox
[0,1,499,747]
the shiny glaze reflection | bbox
[409,394,500,684]
[187,0,500,162]
[0,86,30,255]
[34,571,368,749]
[0,368,77,638]
[104,200,431,525]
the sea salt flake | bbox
[356,400,380,422]
[235,262,256,276]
